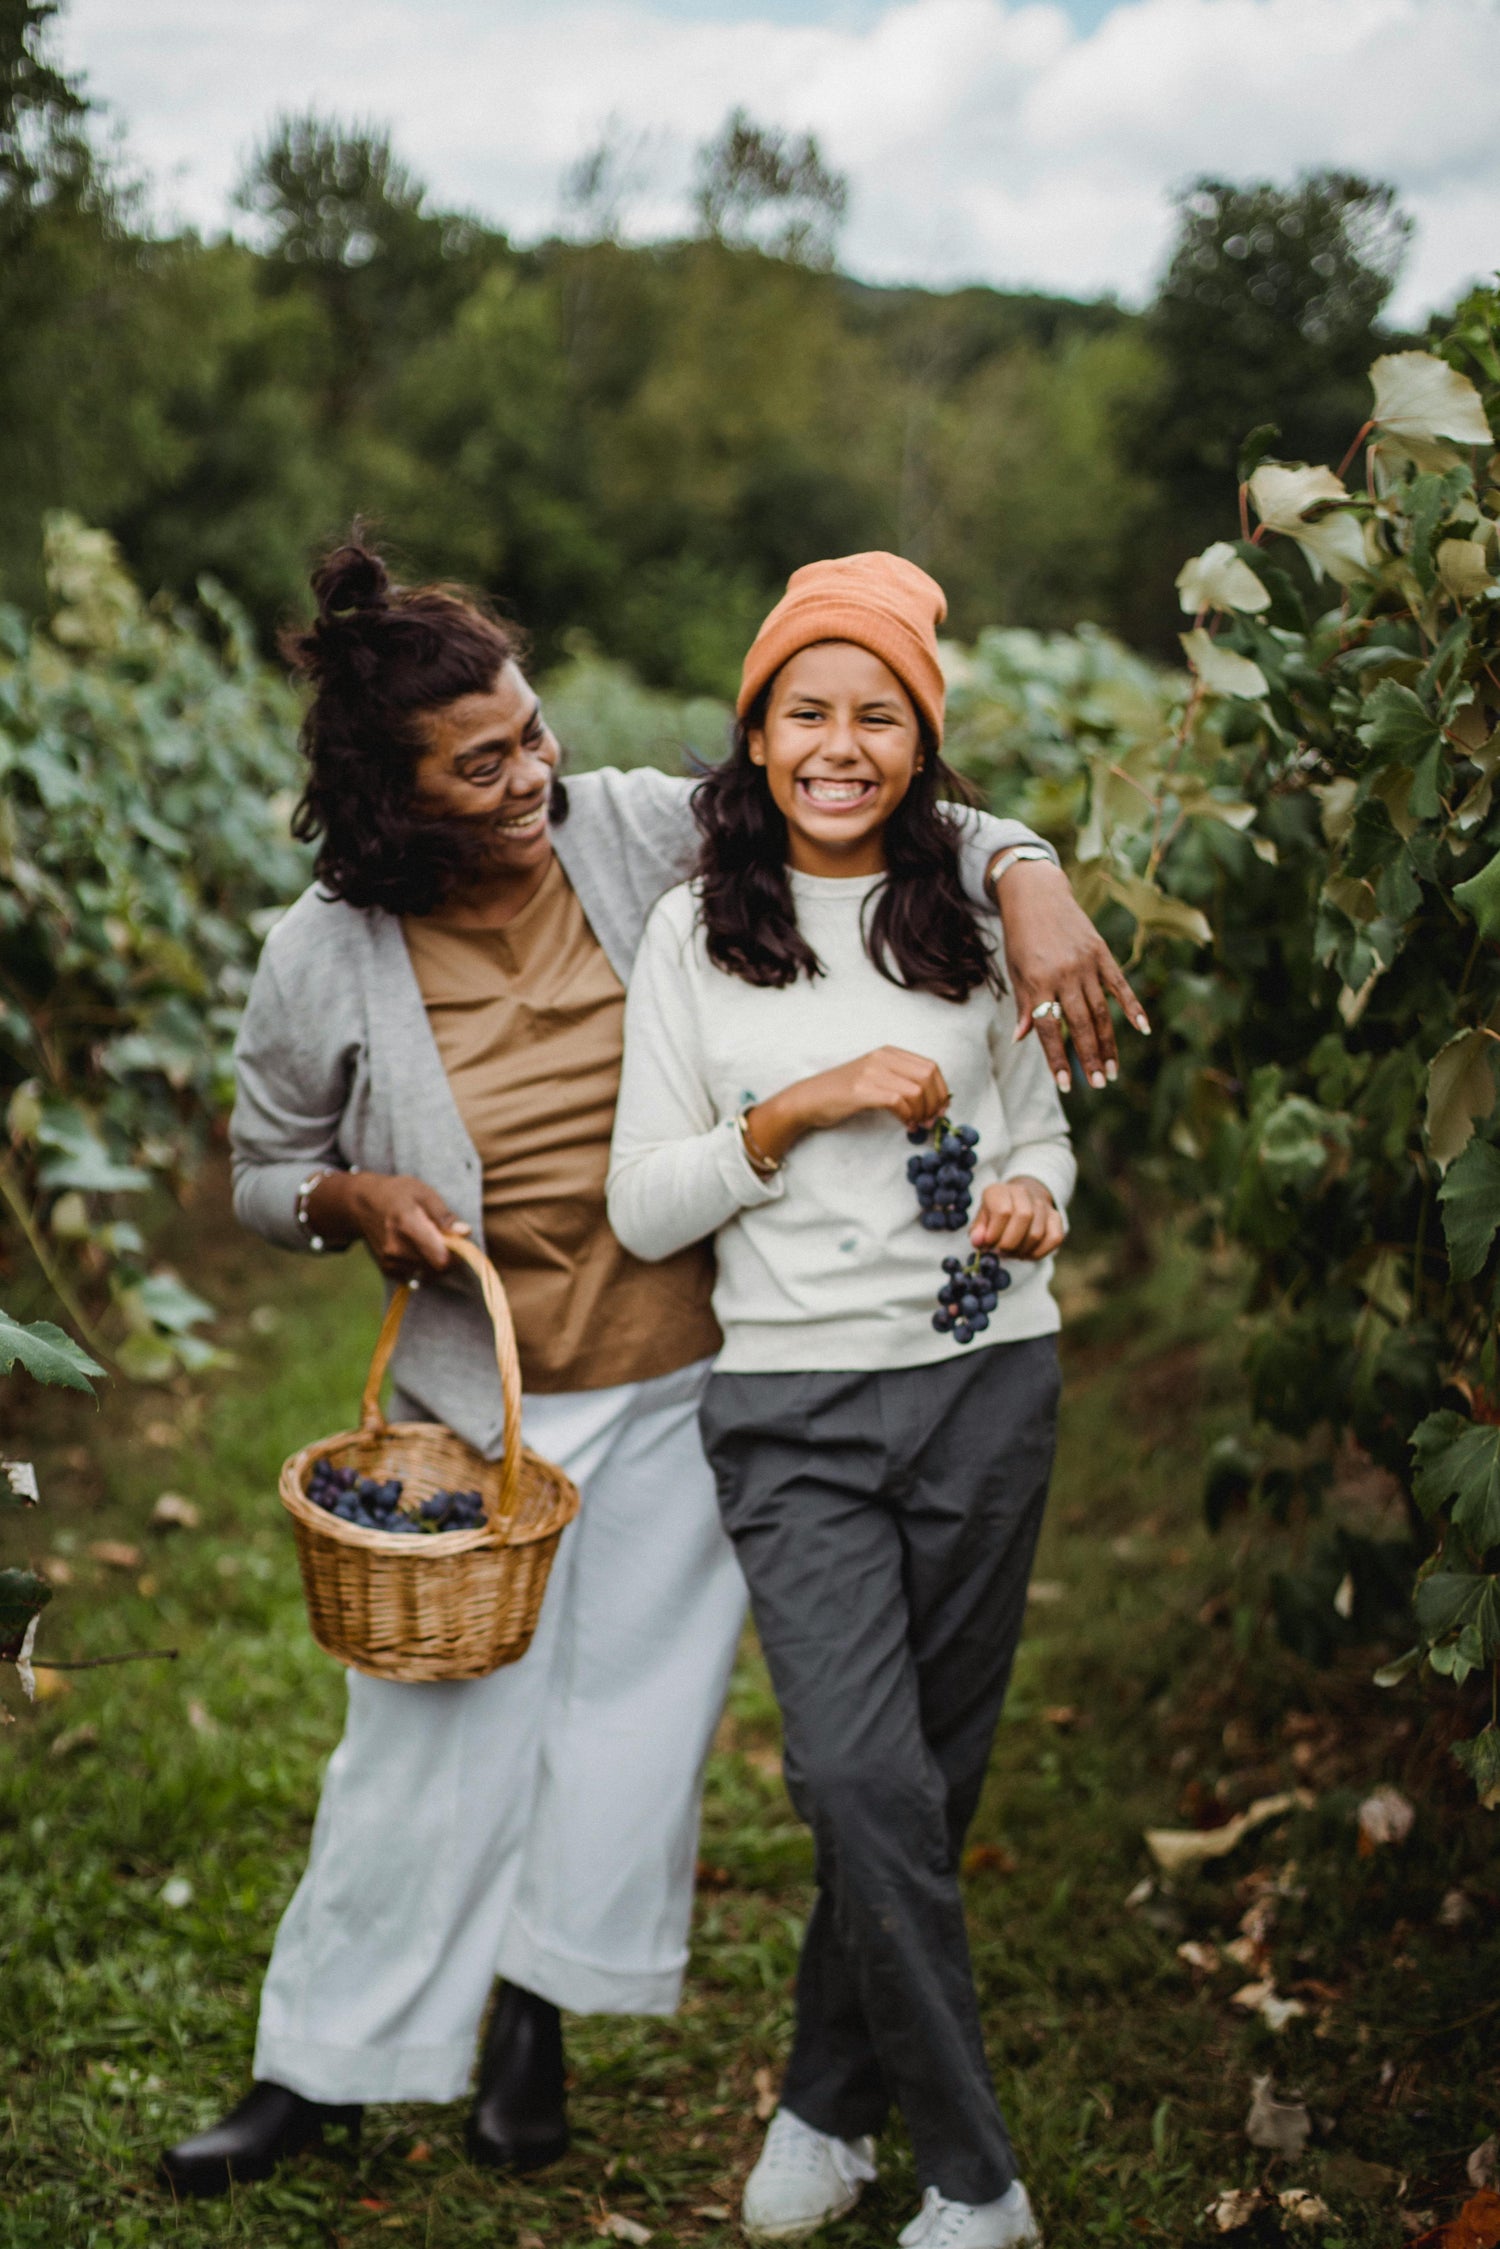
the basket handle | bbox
[358,1233,524,1519]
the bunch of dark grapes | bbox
[306,1459,486,1535]
[905,1119,979,1230]
[932,1249,1010,1346]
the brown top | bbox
[403,856,720,1394]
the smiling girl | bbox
[607,555,1071,2249]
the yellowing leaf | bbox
[1176,542,1271,616]
[1426,1028,1500,1170]
[1371,350,1492,448]
[1180,630,1268,701]
[1438,539,1496,601]
[1290,508,1371,587]
[1108,870,1212,948]
[1248,461,1348,531]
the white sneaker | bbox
[897,2182,1042,2249]
[741,2107,878,2240]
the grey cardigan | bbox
[230,766,1053,1454]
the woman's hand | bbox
[307,1170,471,1282]
[970,1176,1064,1261]
[991,857,1150,1093]
[746,1047,949,1166]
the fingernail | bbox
[1090,1070,1106,1090]
[1056,1072,1071,1092]
[1136,1015,1152,1035]
[1105,1060,1118,1083]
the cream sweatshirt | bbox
[606,871,1075,1374]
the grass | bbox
[1,1182,1497,2249]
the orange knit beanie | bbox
[736,552,949,745]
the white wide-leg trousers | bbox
[253,1356,746,2105]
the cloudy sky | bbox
[61,0,1499,320]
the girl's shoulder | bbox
[639,878,706,960]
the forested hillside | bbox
[2,5,1417,687]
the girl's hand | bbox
[307,1170,472,1282]
[970,1177,1064,1260]
[992,857,1149,1092]
[746,1047,949,1165]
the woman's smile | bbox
[796,773,879,811]
[495,798,549,837]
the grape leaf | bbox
[1438,1139,1500,1280]
[0,1310,104,1393]
[1411,1412,1500,1550]
[1176,543,1271,617]
[1454,851,1500,942]
[1371,351,1493,447]
[1425,1030,1499,1171]
[1357,679,1441,764]
[1413,1564,1500,1648]
[1451,1725,1500,1810]
[0,1568,52,1664]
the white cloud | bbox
[59,0,1500,319]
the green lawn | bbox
[2,1195,1496,2249]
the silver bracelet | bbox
[989,844,1053,890]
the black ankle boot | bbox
[467,1983,569,2172]
[159,2081,362,2199]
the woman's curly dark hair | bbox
[692,685,1004,1003]
[285,532,552,915]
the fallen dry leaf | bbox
[1041,1705,1079,1728]
[1470,2142,1499,2193]
[142,1420,179,1447]
[691,2210,731,2223]
[1279,2189,1333,2225]
[962,1842,1017,1878]
[519,2234,546,2249]
[1205,2187,1266,2232]
[31,1664,70,1702]
[3,1459,39,1505]
[358,2198,389,2213]
[405,2140,431,2163]
[598,2217,652,2246]
[41,1555,73,1587]
[50,1723,98,1759]
[1357,1784,1415,1852]
[1405,2191,1500,2249]
[1231,1980,1308,2032]
[89,1540,142,1570]
[152,1492,200,1531]
[1027,1579,1065,1604]
[695,1860,732,1889]
[1245,2074,1311,2159]
[1223,1935,1262,1970]
[1123,1876,1155,1910]
[1177,1941,1221,1975]
[753,2065,777,2122]
[186,1698,218,1736]
[1145,1790,1314,1874]
[1440,1888,1475,1929]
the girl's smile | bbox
[749,639,924,880]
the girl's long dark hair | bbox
[285,532,552,916]
[692,689,1004,1003]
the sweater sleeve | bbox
[950,804,1058,915]
[607,897,784,1263]
[229,936,358,1252]
[990,1006,1077,1225]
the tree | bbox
[1120,172,1412,649]
[234,115,498,421]
[693,109,848,270]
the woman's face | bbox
[749,641,923,877]
[411,660,560,882]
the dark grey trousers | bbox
[700,1336,1059,2207]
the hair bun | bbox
[312,538,392,625]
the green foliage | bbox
[0,513,307,1369]
[0,1307,102,1392]
[951,300,1500,1799]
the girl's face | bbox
[411,660,560,883]
[749,641,923,878]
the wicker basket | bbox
[279,1234,579,1683]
